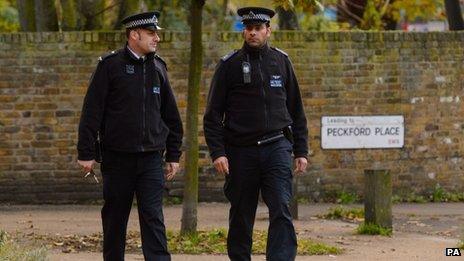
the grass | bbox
[393,186,464,203]
[163,196,183,205]
[336,191,359,204]
[297,196,310,204]
[356,223,392,237]
[167,229,227,254]
[167,229,342,255]
[0,230,48,261]
[431,185,464,202]
[32,229,342,256]
[392,193,427,203]
[321,206,364,221]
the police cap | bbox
[121,11,162,31]
[237,7,275,25]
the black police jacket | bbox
[77,45,183,162]
[204,43,308,161]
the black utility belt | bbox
[256,131,285,146]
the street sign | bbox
[321,116,404,149]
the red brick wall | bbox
[0,31,463,203]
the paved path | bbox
[1,203,462,260]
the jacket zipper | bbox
[142,61,146,151]
[258,54,268,130]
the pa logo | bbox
[445,248,461,256]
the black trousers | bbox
[101,150,170,261]
[224,138,297,261]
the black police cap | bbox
[121,11,162,31]
[237,7,275,25]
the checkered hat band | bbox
[125,18,158,28]
[242,13,270,22]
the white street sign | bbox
[321,116,404,149]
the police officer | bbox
[203,6,309,261]
[77,11,183,261]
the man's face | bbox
[243,23,271,48]
[132,28,160,54]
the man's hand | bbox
[165,162,179,181]
[213,156,229,175]
[294,157,308,175]
[78,160,96,173]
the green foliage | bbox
[275,0,444,31]
[356,223,392,236]
[0,230,48,261]
[204,1,234,31]
[389,0,444,22]
[432,184,447,202]
[274,0,337,13]
[393,186,464,203]
[297,196,310,204]
[322,206,364,221]
[298,240,342,255]
[164,196,183,205]
[337,191,359,204]
[360,0,383,30]
[0,230,6,246]
[168,229,227,254]
[392,193,428,203]
[302,13,341,31]
[431,185,464,202]
[0,1,19,32]
[167,229,342,255]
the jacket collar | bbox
[124,43,155,63]
[242,41,270,58]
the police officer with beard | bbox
[203,7,309,261]
[77,11,183,261]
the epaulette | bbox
[221,50,238,62]
[98,50,118,62]
[271,47,288,57]
[154,54,167,70]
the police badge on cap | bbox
[237,7,275,25]
[121,11,162,31]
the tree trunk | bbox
[222,0,228,15]
[444,0,464,30]
[276,6,299,30]
[60,0,78,30]
[114,0,141,29]
[17,0,36,31]
[289,176,299,220]
[180,0,204,235]
[78,0,106,30]
[35,0,59,31]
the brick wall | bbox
[0,31,463,203]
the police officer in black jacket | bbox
[204,7,309,261]
[77,11,182,261]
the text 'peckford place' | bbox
[321,116,404,149]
